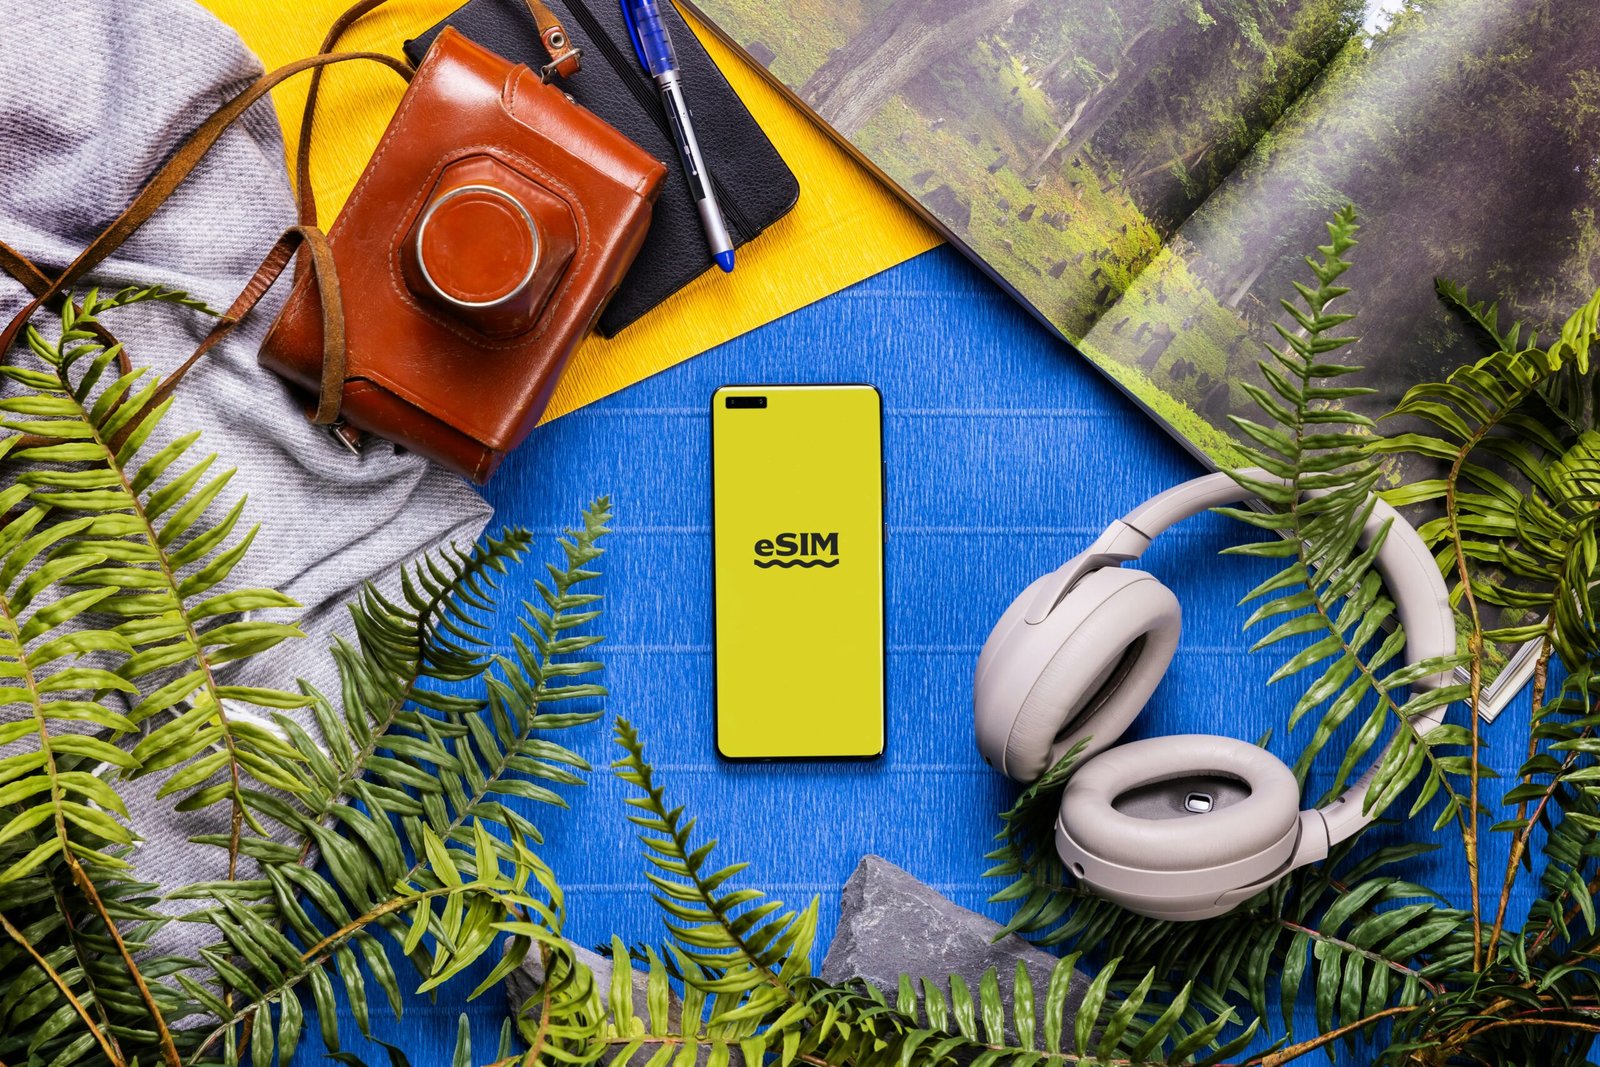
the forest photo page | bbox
[686,0,1600,706]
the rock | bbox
[508,941,629,1020]
[822,856,1089,1045]
[1201,380,1232,419]
[922,185,972,232]
[507,941,744,1064]
[743,40,777,68]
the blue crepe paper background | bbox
[307,245,1540,1065]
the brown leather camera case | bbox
[260,27,666,482]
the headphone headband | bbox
[1124,472,1457,680]
[1016,470,1455,854]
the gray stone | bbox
[922,185,972,232]
[507,941,634,1021]
[744,39,776,67]
[821,856,1089,1044]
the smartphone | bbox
[712,385,885,759]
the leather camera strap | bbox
[146,227,346,427]
[0,48,409,438]
[523,0,585,81]
[295,0,581,233]
[0,0,579,452]
[0,239,133,377]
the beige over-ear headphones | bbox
[972,471,1456,921]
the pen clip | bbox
[618,0,650,72]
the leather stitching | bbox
[263,45,445,361]
[268,38,652,455]
[378,143,592,353]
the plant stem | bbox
[0,582,180,1067]
[1441,1002,1600,1053]
[186,881,486,1065]
[1244,1005,1412,1066]
[63,854,181,1067]
[1488,632,1574,962]
[0,912,124,1066]
[49,880,128,1063]
[514,941,558,1066]
[1443,426,1487,972]
[1466,1017,1600,1038]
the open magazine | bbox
[682,0,1600,718]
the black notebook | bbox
[405,0,799,337]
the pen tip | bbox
[715,250,736,273]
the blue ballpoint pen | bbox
[620,0,736,272]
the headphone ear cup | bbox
[1056,736,1302,920]
[995,568,1181,783]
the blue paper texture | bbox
[312,246,1537,1064]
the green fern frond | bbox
[278,518,590,857]
[0,497,138,880]
[0,373,616,1067]
[1378,283,1600,653]
[166,502,613,1065]
[450,1015,516,1067]
[612,718,817,1024]
[1379,280,1600,972]
[982,744,1084,940]
[0,857,196,1067]
[1513,669,1600,957]
[4,286,310,881]
[181,822,562,1066]
[802,956,1259,1067]
[1435,277,1531,355]
[1219,206,1467,824]
[0,286,325,1067]
[599,730,1259,1067]
[986,775,1457,1046]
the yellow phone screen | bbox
[712,385,885,759]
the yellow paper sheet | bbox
[195,0,939,420]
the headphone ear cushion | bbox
[1061,735,1300,873]
[1001,568,1181,782]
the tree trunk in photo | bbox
[1024,24,1157,178]
[800,0,1039,137]
[1024,92,1091,178]
[1053,57,1153,169]
[1226,260,1268,309]
[1028,44,1074,90]
[1119,143,1209,192]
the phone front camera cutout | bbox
[726,395,767,409]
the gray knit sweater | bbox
[0,2,492,897]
